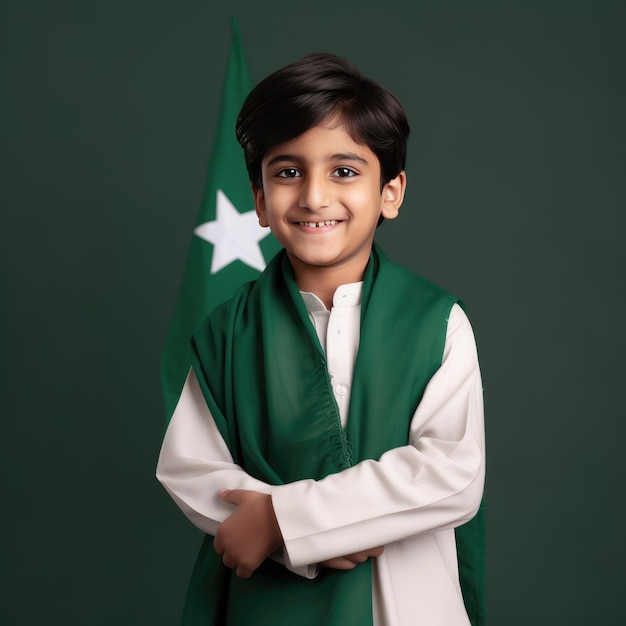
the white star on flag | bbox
[194,189,270,274]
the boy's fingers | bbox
[320,557,357,570]
[218,548,260,577]
[219,488,252,506]
[218,488,235,504]
[366,546,385,558]
[356,546,384,559]
[235,564,253,578]
[349,552,370,564]
[321,546,385,569]
[222,553,237,570]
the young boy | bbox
[157,53,485,626]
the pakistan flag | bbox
[161,20,281,421]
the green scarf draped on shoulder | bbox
[185,245,486,626]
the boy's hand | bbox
[320,546,385,570]
[214,489,283,578]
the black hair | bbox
[236,53,410,190]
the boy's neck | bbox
[288,255,368,310]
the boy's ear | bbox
[252,183,269,227]
[381,171,407,220]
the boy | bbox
[157,53,485,626]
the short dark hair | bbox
[236,53,410,189]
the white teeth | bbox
[298,220,338,227]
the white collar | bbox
[300,282,363,312]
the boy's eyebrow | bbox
[330,153,369,164]
[266,153,370,167]
[266,154,302,167]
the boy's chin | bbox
[286,251,335,269]
[285,247,371,272]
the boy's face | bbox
[253,121,405,283]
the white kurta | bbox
[157,283,485,626]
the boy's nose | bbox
[298,174,330,211]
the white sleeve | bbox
[156,370,317,578]
[271,304,485,568]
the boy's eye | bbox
[332,167,357,178]
[276,168,301,178]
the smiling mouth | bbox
[297,220,339,228]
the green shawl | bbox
[186,245,486,626]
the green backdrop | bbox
[2,1,624,624]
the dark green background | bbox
[2,1,624,624]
